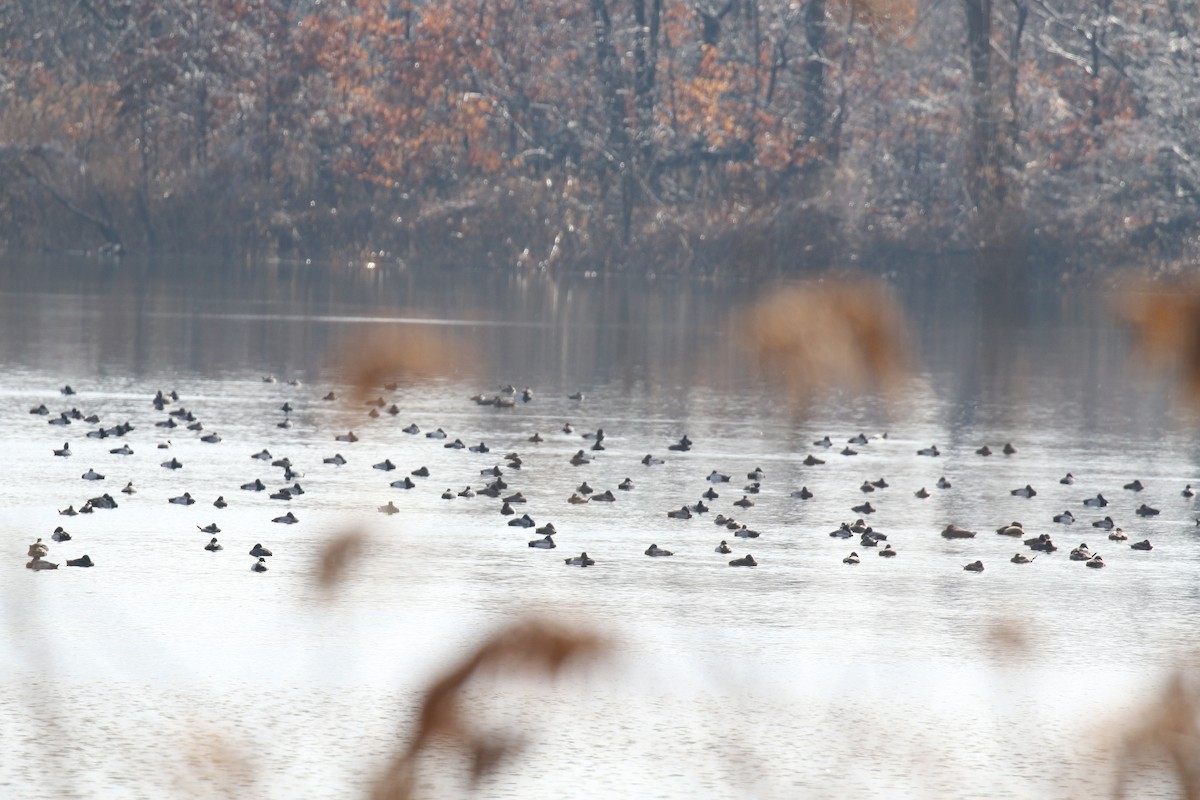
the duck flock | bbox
[21,380,1196,577]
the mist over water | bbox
[1,257,1196,798]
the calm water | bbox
[1,256,1197,799]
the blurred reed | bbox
[370,619,607,800]
[1114,276,1200,408]
[737,277,913,409]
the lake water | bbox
[1,255,1197,799]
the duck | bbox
[30,403,49,415]
[734,526,760,539]
[241,478,266,492]
[1123,479,1145,492]
[1088,516,1115,530]
[941,524,976,539]
[323,391,338,401]
[378,501,399,515]
[1082,494,1108,508]
[851,501,876,515]
[803,455,825,466]
[841,447,858,456]
[110,444,134,455]
[507,514,536,528]
[89,493,117,510]
[323,453,347,466]
[168,492,194,505]
[702,487,721,501]
[859,532,879,547]
[1011,553,1035,564]
[568,493,588,505]
[813,436,832,447]
[871,478,888,489]
[1086,554,1106,568]
[878,545,897,557]
[1028,535,1058,553]
[411,466,430,477]
[277,417,293,428]
[59,505,78,516]
[250,543,273,557]
[160,457,183,470]
[198,523,221,534]
[1060,472,1076,485]
[334,431,359,443]
[1130,539,1154,550]
[976,445,992,456]
[66,554,93,567]
[667,506,692,520]
[390,477,416,490]
[996,522,1024,536]
[252,557,269,572]
[792,487,814,499]
[26,556,59,570]
[52,527,71,542]
[1184,484,1195,498]
[1002,443,1017,455]
[667,436,691,452]
[729,554,757,567]
[567,391,584,401]
[205,538,224,552]
[747,467,766,481]
[81,468,104,481]
[272,512,298,524]
[843,552,861,564]
[1108,528,1129,541]
[917,445,940,456]
[914,487,931,499]
[444,439,466,450]
[53,442,71,457]
[570,450,591,466]
[860,481,876,494]
[716,540,732,554]
[706,471,730,483]
[28,538,49,558]
[1136,504,1161,517]
[528,432,543,443]
[500,502,515,516]
[528,535,556,549]
[458,486,475,498]
[1069,544,1093,561]
[936,477,952,489]
[1053,510,1075,524]
[504,492,528,504]
[564,552,594,567]
[522,387,534,402]
[849,433,869,445]
[373,459,396,471]
[733,496,755,509]
[469,442,490,454]
[212,495,227,509]
[1011,485,1037,498]
[963,561,985,572]
[829,523,853,539]
[619,478,635,491]
[591,490,617,503]
[425,428,447,440]
[645,544,674,557]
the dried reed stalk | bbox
[1113,672,1200,799]
[738,278,913,408]
[371,619,607,800]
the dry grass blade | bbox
[314,529,369,593]
[1114,277,1200,407]
[1113,671,1200,799]
[738,277,913,408]
[371,618,607,800]
[337,327,477,405]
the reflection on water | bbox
[0,255,1197,798]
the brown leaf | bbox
[1114,276,1200,406]
[314,529,369,592]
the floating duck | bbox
[645,544,674,557]
[843,552,860,564]
[564,552,594,567]
[729,554,757,567]
[963,561,985,572]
